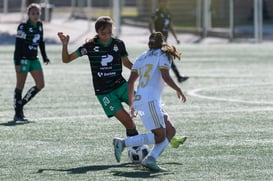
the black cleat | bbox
[13,115,29,123]
[178,76,189,83]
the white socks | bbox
[124,133,155,147]
[124,133,169,160]
[148,138,169,159]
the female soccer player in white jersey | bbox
[113,32,186,171]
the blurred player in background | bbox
[13,3,50,122]
[149,0,189,83]
[113,32,187,171]
[57,16,139,140]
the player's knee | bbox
[154,134,166,143]
[153,129,166,144]
[169,126,176,139]
[36,83,44,90]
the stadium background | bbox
[1,0,273,40]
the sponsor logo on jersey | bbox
[28,45,37,51]
[97,72,103,77]
[101,54,113,66]
[97,71,116,77]
[33,34,40,43]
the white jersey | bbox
[132,49,171,104]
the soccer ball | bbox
[128,145,149,164]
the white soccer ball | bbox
[128,145,149,164]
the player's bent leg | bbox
[114,108,137,130]
[151,127,166,144]
[164,114,187,148]
[21,70,44,107]
[30,69,45,90]
[164,114,176,141]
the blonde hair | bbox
[27,3,41,15]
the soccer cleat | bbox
[170,135,187,148]
[141,156,167,172]
[113,138,125,163]
[178,76,189,83]
[13,115,29,123]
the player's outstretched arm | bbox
[57,32,78,63]
[161,69,186,103]
[128,71,138,117]
[122,57,133,70]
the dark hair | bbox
[95,16,113,32]
[148,32,164,49]
[27,3,40,15]
[149,32,181,61]
[86,16,113,43]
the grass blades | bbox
[1,44,273,180]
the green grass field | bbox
[1,43,273,180]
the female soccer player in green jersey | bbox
[13,3,50,122]
[57,16,139,138]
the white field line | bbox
[187,82,273,105]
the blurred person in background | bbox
[149,0,189,83]
[13,3,50,122]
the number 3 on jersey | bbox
[138,64,153,88]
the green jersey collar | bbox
[98,38,113,47]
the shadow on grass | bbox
[0,120,34,126]
[37,162,175,178]
[38,163,133,174]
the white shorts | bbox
[134,100,166,131]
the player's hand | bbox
[177,91,186,103]
[57,32,70,45]
[176,39,180,44]
[129,106,137,118]
[43,57,50,65]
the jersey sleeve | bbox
[16,23,26,40]
[118,40,128,57]
[14,23,26,61]
[159,53,171,70]
[75,44,89,57]
[132,51,146,73]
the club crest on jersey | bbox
[113,44,118,52]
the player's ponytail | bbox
[162,44,181,62]
[149,32,181,62]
